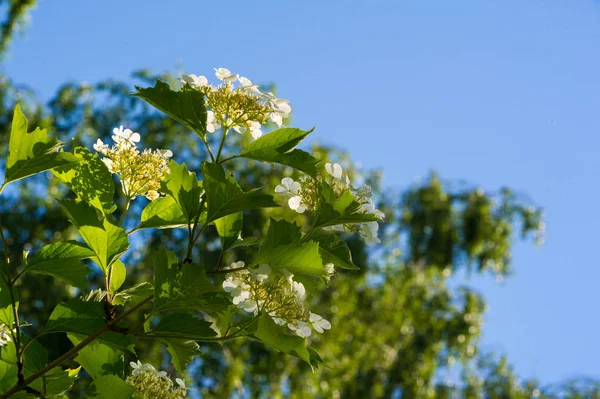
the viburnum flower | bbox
[127,361,187,399]
[93,126,172,201]
[324,263,335,275]
[182,68,292,140]
[359,221,381,246]
[325,162,343,180]
[175,378,186,390]
[112,125,140,145]
[288,320,312,338]
[214,67,238,83]
[288,195,306,213]
[309,312,332,333]
[0,324,12,347]
[275,177,301,196]
[182,73,208,88]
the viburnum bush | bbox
[0,68,383,398]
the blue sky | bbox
[3,0,600,385]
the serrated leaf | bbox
[202,162,278,223]
[162,338,200,374]
[0,277,17,327]
[3,104,77,185]
[251,314,312,365]
[93,375,136,399]
[69,334,123,380]
[238,127,318,176]
[226,236,259,250]
[30,366,79,396]
[255,219,325,276]
[113,282,153,307]
[151,313,217,340]
[109,260,126,295]
[0,360,17,392]
[52,146,116,215]
[311,231,359,270]
[58,200,129,273]
[24,241,94,288]
[45,300,134,353]
[134,196,189,232]
[161,161,203,224]
[134,81,207,138]
[153,249,229,314]
[214,212,243,251]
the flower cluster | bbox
[93,126,173,200]
[127,361,187,399]
[275,162,385,246]
[222,263,331,338]
[182,68,292,140]
[0,323,12,347]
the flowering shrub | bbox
[0,68,382,397]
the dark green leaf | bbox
[311,231,359,270]
[0,276,17,327]
[3,104,77,185]
[202,162,278,223]
[24,241,94,288]
[0,360,17,392]
[251,314,312,366]
[238,127,318,176]
[134,81,207,138]
[151,313,217,340]
[162,338,200,374]
[52,146,116,215]
[153,249,229,314]
[45,300,134,352]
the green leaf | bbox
[69,334,123,380]
[162,338,200,374]
[30,367,80,396]
[202,162,278,223]
[52,146,116,215]
[214,212,243,251]
[45,300,134,353]
[3,104,77,185]
[255,219,326,276]
[311,231,359,270]
[0,277,17,327]
[251,314,312,366]
[153,249,229,314]
[58,200,129,273]
[161,161,203,224]
[134,196,189,232]
[109,260,126,295]
[150,313,217,340]
[238,127,319,176]
[24,241,94,288]
[93,375,136,399]
[112,282,153,307]
[0,360,17,392]
[134,81,207,138]
[227,236,259,250]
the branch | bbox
[0,295,154,399]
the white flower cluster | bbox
[182,67,292,140]
[128,361,187,399]
[222,262,331,338]
[0,323,12,347]
[274,162,385,246]
[93,126,173,201]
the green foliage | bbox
[91,375,136,398]
[238,127,319,176]
[3,104,77,188]
[23,241,93,289]
[134,81,208,139]
[52,147,116,215]
[202,162,278,223]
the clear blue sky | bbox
[3,0,600,385]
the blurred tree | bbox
[0,4,596,398]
